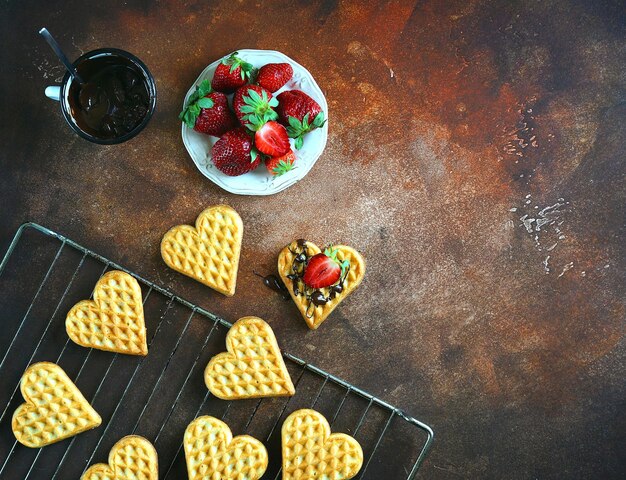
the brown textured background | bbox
[1,0,625,478]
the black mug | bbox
[45,48,157,144]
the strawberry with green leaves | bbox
[211,51,256,93]
[303,246,349,289]
[265,150,296,177]
[179,80,236,137]
[233,85,278,130]
[211,127,261,176]
[276,90,326,149]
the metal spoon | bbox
[38,28,84,84]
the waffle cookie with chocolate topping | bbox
[278,239,365,329]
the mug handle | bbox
[45,86,61,101]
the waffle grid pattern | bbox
[161,205,243,296]
[12,362,102,448]
[278,241,366,329]
[82,435,158,480]
[184,416,268,480]
[282,409,363,480]
[66,270,147,355]
[0,223,433,478]
[205,316,295,399]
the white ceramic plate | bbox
[181,49,328,195]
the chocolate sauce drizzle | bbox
[286,239,350,318]
[253,271,290,300]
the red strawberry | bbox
[211,51,256,93]
[276,90,326,149]
[211,127,261,176]
[265,150,296,177]
[233,85,278,130]
[303,249,343,289]
[257,63,293,92]
[179,80,236,136]
[255,121,290,156]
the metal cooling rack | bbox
[0,223,433,479]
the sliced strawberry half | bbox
[254,121,290,156]
[303,248,344,289]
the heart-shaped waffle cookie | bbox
[282,409,363,480]
[204,316,295,400]
[12,362,101,448]
[82,435,158,480]
[278,240,366,329]
[66,270,148,356]
[161,205,243,296]
[184,415,268,480]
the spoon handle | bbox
[38,28,84,84]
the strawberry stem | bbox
[223,51,257,81]
[285,111,325,149]
[240,88,279,131]
[272,160,295,176]
[179,79,214,128]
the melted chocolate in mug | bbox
[67,55,150,139]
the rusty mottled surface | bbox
[1,0,625,478]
